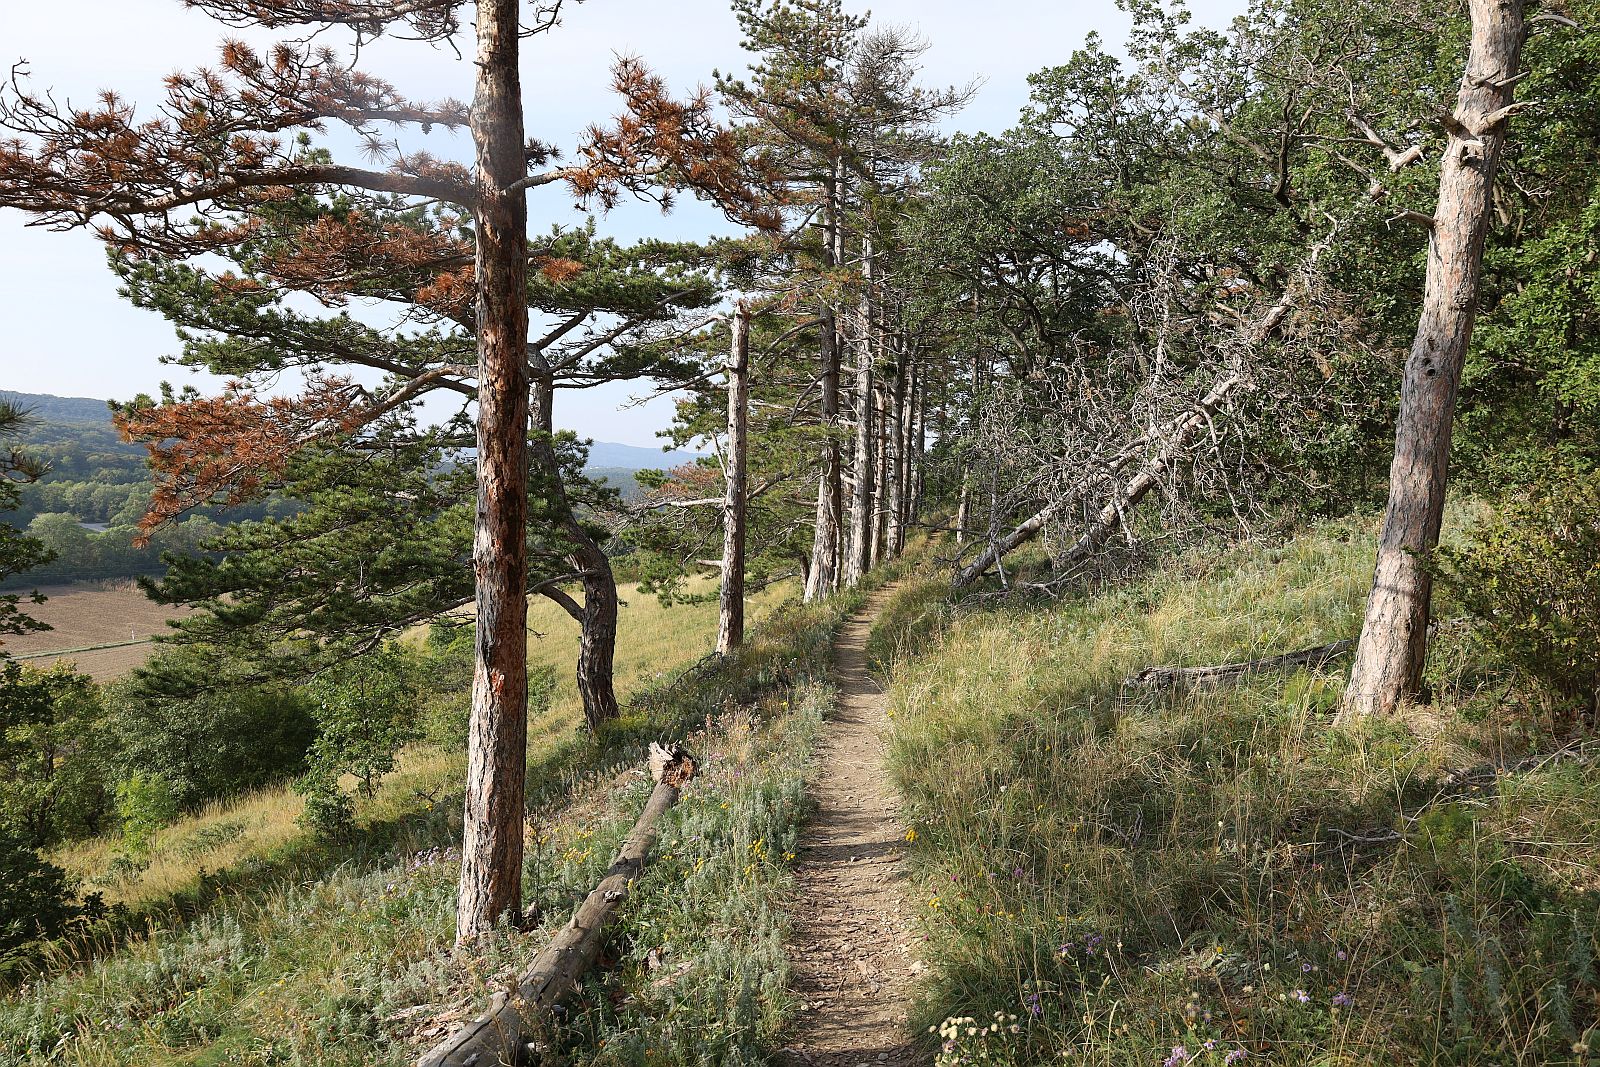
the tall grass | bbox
[49,577,789,911]
[0,580,868,1066]
[883,518,1600,1066]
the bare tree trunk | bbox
[894,354,917,554]
[1341,0,1525,724]
[805,173,842,603]
[717,304,751,655]
[420,747,696,1067]
[954,347,982,546]
[886,348,907,558]
[874,372,895,567]
[844,233,875,587]
[912,360,926,526]
[458,0,530,944]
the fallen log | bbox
[417,743,697,1067]
[1124,639,1355,690]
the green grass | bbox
[49,577,789,911]
[1,578,856,1066]
[881,516,1600,1066]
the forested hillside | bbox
[1,0,1598,1065]
[0,390,688,587]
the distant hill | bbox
[584,440,702,472]
[0,391,703,473]
[0,391,115,425]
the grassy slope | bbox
[4,576,844,1066]
[52,577,779,909]
[880,518,1600,1066]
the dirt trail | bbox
[777,586,923,1067]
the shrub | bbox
[1437,470,1600,725]
[0,832,80,960]
[115,773,180,855]
[304,646,421,800]
[0,661,110,847]
[101,665,318,806]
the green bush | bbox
[0,661,109,846]
[115,773,180,855]
[1438,471,1600,725]
[0,832,81,960]
[101,662,318,806]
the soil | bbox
[2,582,186,680]
[777,586,925,1067]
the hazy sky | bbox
[0,0,1243,447]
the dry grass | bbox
[52,577,792,909]
[2,576,856,1067]
[881,518,1600,1066]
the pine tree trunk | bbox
[912,361,926,527]
[875,371,896,567]
[844,233,875,587]
[885,350,906,559]
[717,305,751,655]
[458,0,531,944]
[571,542,620,730]
[531,370,619,733]
[804,172,842,604]
[894,355,916,555]
[1340,0,1525,724]
[955,348,982,546]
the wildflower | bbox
[1162,1046,1191,1067]
[1224,1050,1248,1065]
[905,828,917,843]
[1335,949,1348,961]
[1025,991,1043,1017]
[1292,989,1310,1004]
[1013,866,1025,879]
[1301,962,1313,973]
[1331,992,1354,1009]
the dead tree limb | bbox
[1124,639,1355,690]
[416,743,697,1067]
[951,375,1241,590]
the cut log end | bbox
[648,741,698,786]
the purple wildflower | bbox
[1336,949,1348,961]
[1224,1050,1248,1065]
[1025,991,1043,1017]
[1292,989,1310,1004]
[1302,962,1314,973]
[1162,1046,1191,1067]
[1013,866,1025,879]
[1331,992,1354,1008]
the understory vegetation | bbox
[0,581,868,1065]
[879,518,1600,1067]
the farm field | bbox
[2,581,186,680]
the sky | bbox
[0,0,1244,447]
